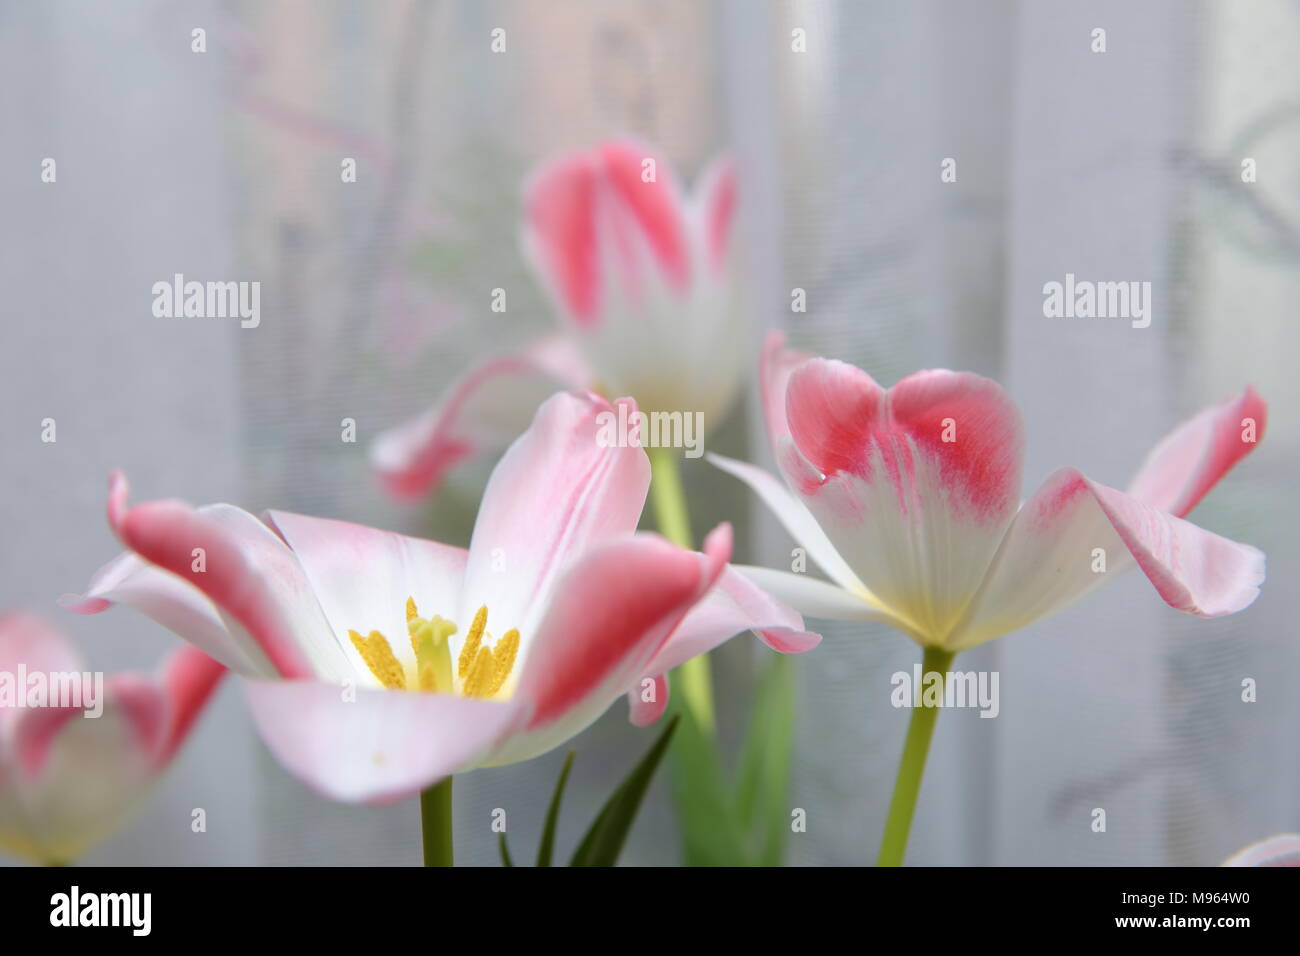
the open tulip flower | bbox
[0,613,225,865]
[66,391,816,823]
[712,332,1267,864]
[371,139,741,501]
[715,332,1266,651]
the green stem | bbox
[876,646,954,866]
[420,776,454,867]
[647,447,715,733]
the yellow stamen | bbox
[350,600,520,700]
[462,646,497,698]
[489,629,519,696]
[459,605,488,678]
[348,629,406,690]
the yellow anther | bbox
[489,629,520,696]
[458,605,488,678]
[462,646,497,698]
[352,600,519,700]
[348,629,407,690]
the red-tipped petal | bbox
[952,468,1265,650]
[488,527,729,765]
[783,360,1025,639]
[370,336,591,502]
[460,390,649,640]
[1127,386,1267,518]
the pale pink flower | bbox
[371,140,741,501]
[68,392,816,804]
[0,613,224,864]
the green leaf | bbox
[666,692,753,866]
[733,654,798,866]
[498,831,514,867]
[536,751,575,867]
[569,716,680,867]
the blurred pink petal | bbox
[376,140,743,502]
[1222,834,1300,866]
[371,335,591,502]
[627,673,670,727]
[1127,385,1267,518]
[0,614,224,864]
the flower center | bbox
[347,598,519,699]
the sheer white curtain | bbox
[0,0,256,865]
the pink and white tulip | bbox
[68,391,816,804]
[0,613,224,864]
[711,333,1267,650]
[372,140,742,501]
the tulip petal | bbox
[486,526,729,766]
[950,468,1266,650]
[116,497,349,681]
[15,674,165,778]
[523,141,690,326]
[370,336,592,502]
[731,565,903,626]
[627,673,669,727]
[693,155,736,275]
[264,510,468,686]
[782,360,1025,640]
[1222,834,1300,866]
[1126,386,1267,518]
[708,451,868,594]
[243,679,525,805]
[522,142,741,425]
[61,550,270,676]
[642,565,822,678]
[0,615,219,863]
[597,141,691,293]
[157,646,226,765]
[2,676,165,864]
[460,391,649,644]
[522,148,601,324]
[0,612,83,697]
[759,330,813,452]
